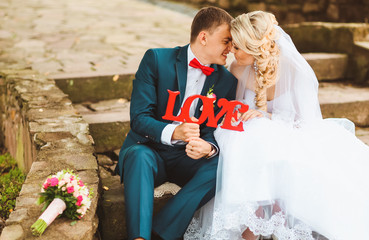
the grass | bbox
[0,153,25,219]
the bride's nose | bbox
[230,45,236,53]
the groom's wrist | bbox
[205,144,217,159]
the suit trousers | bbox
[121,142,218,240]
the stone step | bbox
[54,73,135,103]
[318,82,369,127]
[356,128,369,145]
[283,22,369,84]
[283,22,369,54]
[302,53,348,81]
[353,41,369,84]
[97,154,180,240]
[226,52,349,81]
[74,99,131,153]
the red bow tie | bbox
[189,58,214,76]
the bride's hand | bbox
[239,109,263,122]
[231,112,241,124]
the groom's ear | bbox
[198,31,207,46]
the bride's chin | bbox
[234,59,252,66]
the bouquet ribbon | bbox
[39,198,66,225]
[31,198,66,236]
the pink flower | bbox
[43,183,49,190]
[67,186,74,194]
[76,195,83,206]
[46,178,52,184]
[50,177,59,187]
[208,93,216,99]
[78,181,84,187]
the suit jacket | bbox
[116,44,238,177]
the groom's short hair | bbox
[190,6,233,43]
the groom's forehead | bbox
[213,24,231,36]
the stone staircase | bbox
[72,50,369,239]
[283,22,369,85]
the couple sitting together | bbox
[115,6,369,240]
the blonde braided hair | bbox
[231,11,280,111]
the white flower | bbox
[56,171,63,178]
[73,190,80,198]
[64,173,71,180]
[58,180,66,187]
[80,206,88,214]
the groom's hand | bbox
[186,137,212,160]
[172,117,200,142]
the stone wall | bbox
[181,0,369,24]
[0,69,99,240]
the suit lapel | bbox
[194,64,219,118]
[174,45,188,116]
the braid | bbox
[231,11,280,111]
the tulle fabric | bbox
[184,26,369,240]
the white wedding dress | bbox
[184,26,369,240]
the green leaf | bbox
[70,221,77,226]
[36,196,45,205]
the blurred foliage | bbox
[0,153,25,219]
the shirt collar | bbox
[188,45,210,68]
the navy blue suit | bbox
[116,45,237,240]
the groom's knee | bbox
[123,144,159,173]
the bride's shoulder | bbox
[228,60,247,80]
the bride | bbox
[184,11,369,240]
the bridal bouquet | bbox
[31,169,92,236]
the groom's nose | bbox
[226,42,232,53]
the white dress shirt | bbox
[161,45,209,146]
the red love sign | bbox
[162,90,249,131]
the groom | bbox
[115,6,238,240]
